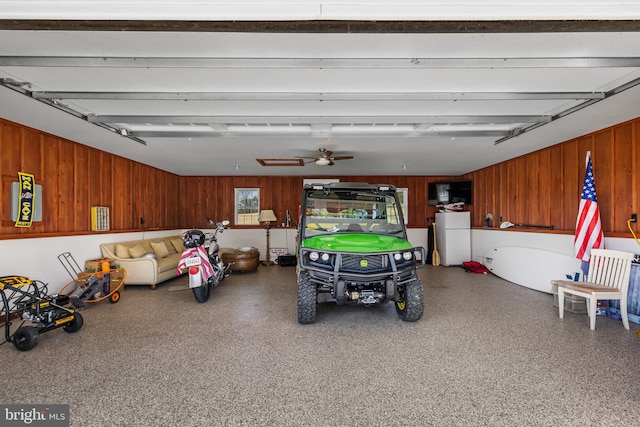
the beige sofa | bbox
[100,236,185,289]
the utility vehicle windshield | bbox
[302,190,405,238]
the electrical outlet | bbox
[631,213,637,223]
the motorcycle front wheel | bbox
[192,282,211,303]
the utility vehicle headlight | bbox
[309,251,320,261]
[321,253,330,262]
[394,253,402,261]
[403,252,413,261]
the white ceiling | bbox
[1,2,640,176]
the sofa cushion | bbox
[151,241,169,258]
[164,238,177,254]
[171,238,184,253]
[116,244,131,259]
[129,244,147,258]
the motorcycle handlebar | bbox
[183,220,228,244]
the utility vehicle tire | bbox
[297,271,317,324]
[13,326,38,351]
[395,278,424,322]
[192,283,210,303]
[63,311,84,333]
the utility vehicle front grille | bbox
[340,254,389,273]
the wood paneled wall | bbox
[0,118,181,236]
[178,175,452,229]
[3,115,640,238]
[465,117,640,235]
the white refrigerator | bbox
[435,212,471,266]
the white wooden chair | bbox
[552,249,634,330]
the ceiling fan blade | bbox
[293,150,352,165]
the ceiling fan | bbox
[296,148,354,166]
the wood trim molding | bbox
[1,20,639,33]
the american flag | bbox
[177,246,214,281]
[574,152,604,275]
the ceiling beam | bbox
[87,114,551,124]
[495,75,640,144]
[32,91,606,101]
[4,56,640,69]
[128,129,512,138]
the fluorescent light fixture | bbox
[227,125,311,134]
[425,124,517,132]
[331,125,415,133]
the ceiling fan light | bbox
[315,158,331,166]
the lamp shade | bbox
[258,209,277,222]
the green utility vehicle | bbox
[297,182,425,324]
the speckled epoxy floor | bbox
[2,265,640,426]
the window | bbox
[234,188,260,225]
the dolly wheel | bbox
[13,326,38,351]
[63,312,84,333]
[109,291,121,304]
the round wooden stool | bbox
[221,248,260,273]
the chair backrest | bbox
[586,249,634,292]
